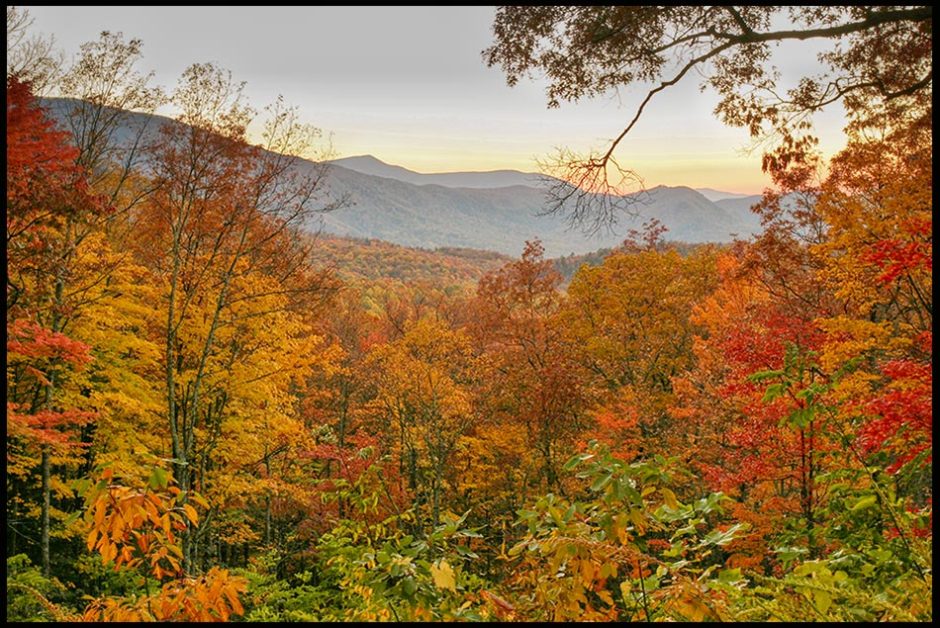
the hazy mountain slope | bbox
[638,186,752,242]
[311,172,763,255]
[714,195,765,234]
[310,165,624,256]
[41,97,765,257]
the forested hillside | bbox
[306,236,510,285]
[6,6,932,623]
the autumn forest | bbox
[5,6,932,622]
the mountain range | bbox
[42,98,766,257]
[318,157,764,255]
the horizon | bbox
[327,154,756,199]
[24,6,850,194]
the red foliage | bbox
[302,433,381,484]
[862,240,932,284]
[7,318,93,366]
[8,403,96,448]
[856,355,932,474]
[6,77,105,243]
[857,215,932,284]
[6,77,82,203]
[683,294,832,502]
[6,78,101,454]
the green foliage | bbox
[236,553,331,622]
[311,512,489,621]
[505,444,747,621]
[235,513,490,621]
[6,554,70,622]
[715,547,932,622]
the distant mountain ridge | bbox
[694,187,757,202]
[41,97,766,257]
[327,154,548,189]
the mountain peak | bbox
[341,154,387,164]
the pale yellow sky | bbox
[26,6,849,195]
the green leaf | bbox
[701,523,746,547]
[761,382,786,402]
[786,406,815,428]
[718,568,742,584]
[749,369,784,382]
[619,580,632,602]
[148,467,168,490]
[814,589,832,615]
[591,473,613,492]
[850,495,877,512]
[563,452,594,471]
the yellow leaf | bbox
[94,501,106,527]
[619,580,632,603]
[815,590,832,615]
[580,558,596,584]
[629,509,646,535]
[190,492,210,509]
[430,559,456,592]
[183,503,199,525]
[661,487,679,510]
[103,542,116,564]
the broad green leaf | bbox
[148,467,168,490]
[814,589,832,615]
[590,473,613,492]
[619,580,632,603]
[761,382,786,402]
[563,453,593,471]
[851,495,877,512]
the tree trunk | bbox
[337,382,348,518]
[42,271,65,578]
[41,447,51,577]
[432,465,441,530]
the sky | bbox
[23,6,849,194]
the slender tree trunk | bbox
[10,478,18,556]
[807,421,817,558]
[180,246,239,572]
[41,378,55,579]
[432,465,441,530]
[264,445,272,545]
[166,239,182,482]
[41,447,51,577]
[41,271,65,579]
[338,381,348,519]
